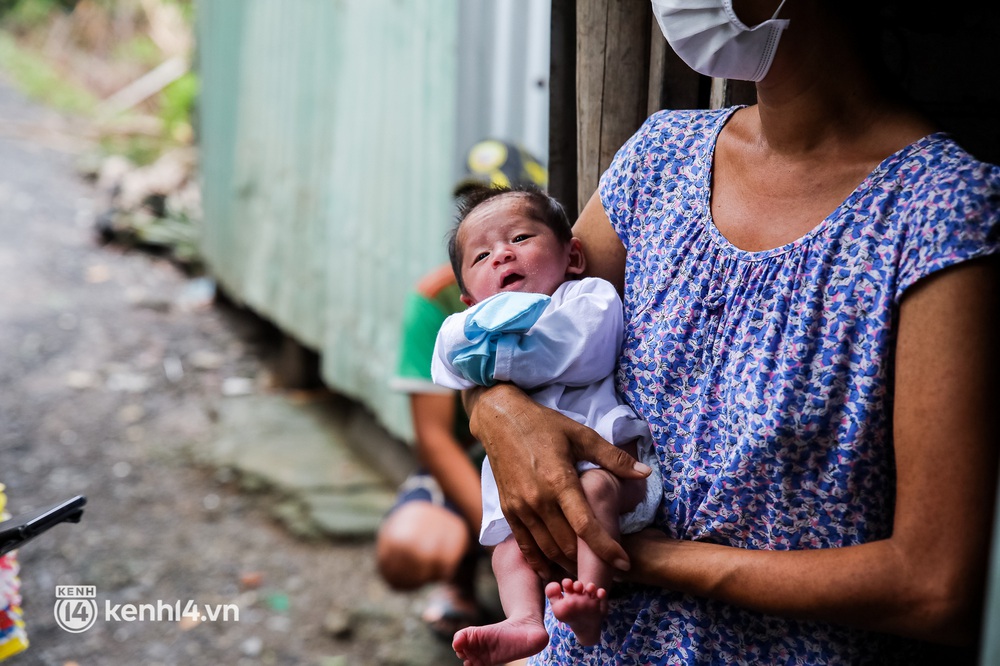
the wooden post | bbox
[548,0,578,222]
[647,20,706,116]
[575,0,651,212]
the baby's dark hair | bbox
[447,184,572,296]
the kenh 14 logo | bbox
[54,585,98,633]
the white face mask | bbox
[651,0,789,82]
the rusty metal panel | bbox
[456,0,551,166]
[196,0,247,306]
[199,0,341,351]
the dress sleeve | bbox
[492,278,624,390]
[896,146,1000,301]
[598,114,659,250]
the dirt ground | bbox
[0,76,461,666]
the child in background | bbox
[431,185,660,666]
[377,140,551,641]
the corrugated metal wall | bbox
[196,0,459,439]
[196,0,552,441]
[456,0,551,167]
[318,0,458,439]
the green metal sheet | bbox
[197,0,458,440]
[982,463,1000,664]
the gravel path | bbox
[0,75,459,666]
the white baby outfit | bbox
[431,277,661,546]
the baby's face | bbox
[458,194,582,306]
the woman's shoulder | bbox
[605,107,737,192]
[880,134,1000,245]
[895,133,1000,201]
[620,107,738,157]
[645,106,736,127]
[880,134,1000,299]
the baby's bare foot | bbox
[544,578,607,646]
[452,616,549,666]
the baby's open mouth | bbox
[501,273,524,288]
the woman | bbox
[465,1,999,663]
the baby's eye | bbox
[472,251,489,265]
[512,234,531,243]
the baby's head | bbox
[448,185,585,306]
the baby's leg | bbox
[545,464,645,646]
[452,537,549,666]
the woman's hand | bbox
[466,383,651,578]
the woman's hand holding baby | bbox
[466,382,651,578]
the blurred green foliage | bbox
[159,70,196,137]
[0,31,99,114]
[98,133,161,166]
[0,0,75,31]
[0,0,198,165]
[113,33,162,69]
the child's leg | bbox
[545,463,645,646]
[452,536,549,666]
[543,468,620,645]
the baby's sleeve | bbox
[430,311,479,390]
[493,278,624,389]
[430,292,551,389]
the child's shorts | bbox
[384,470,463,520]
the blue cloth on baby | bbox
[449,292,550,386]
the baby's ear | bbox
[566,237,586,276]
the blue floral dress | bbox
[533,107,1000,665]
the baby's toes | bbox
[545,581,564,602]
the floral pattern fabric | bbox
[533,107,1000,665]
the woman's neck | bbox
[747,5,933,159]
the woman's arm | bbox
[574,191,627,292]
[623,256,1000,644]
[411,392,482,532]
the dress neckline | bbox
[701,106,950,262]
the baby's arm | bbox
[430,310,481,390]
[493,278,623,389]
[431,279,623,390]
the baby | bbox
[431,185,660,665]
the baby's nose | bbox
[493,246,514,265]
